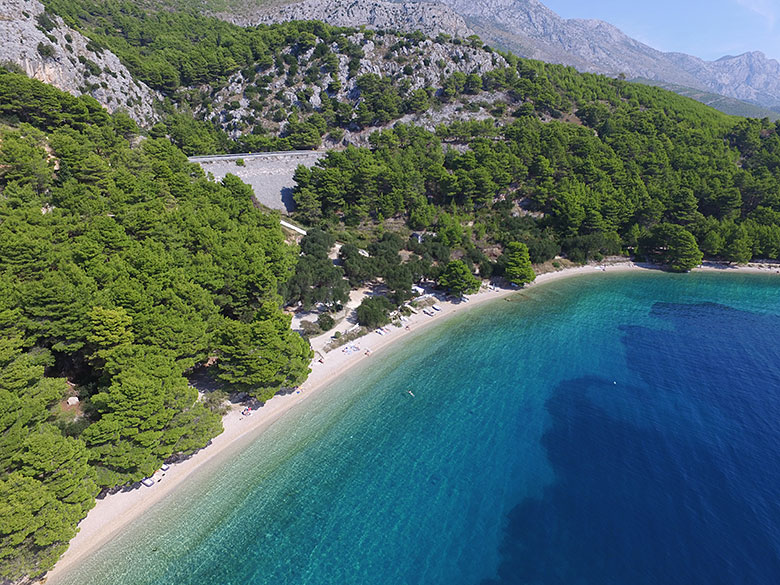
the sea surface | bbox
[57,272,780,585]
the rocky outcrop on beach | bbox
[0,0,160,125]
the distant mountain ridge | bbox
[634,78,780,122]
[427,0,780,110]
[663,50,780,107]
[225,0,780,112]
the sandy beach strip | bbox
[44,259,778,582]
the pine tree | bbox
[439,260,480,295]
[504,242,536,286]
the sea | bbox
[54,271,780,585]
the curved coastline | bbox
[44,259,778,583]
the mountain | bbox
[427,0,780,110]
[220,0,780,112]
[215,0,473,37]
[633,78,780,122]
[665,51,780,108]
[433,0,702,80]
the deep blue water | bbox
[55,272,780,585]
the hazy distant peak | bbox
[428,0,780,108]
[716,50,766,62]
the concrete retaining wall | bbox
[190,151,327,213]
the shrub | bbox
[300,320,321,337]
[0,61,26,75]
[356,296,394,328]
[86,40,104,54]
[36,11,56,32]
[317,313,335,331]
[37,43,55,58]
[77,56,102,77]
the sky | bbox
[542,0,780,61]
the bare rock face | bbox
[217,0,474,38]
[0,0,161,125]
[666,51,780,108]
[432,0,704,85]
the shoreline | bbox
[43,259,778,583]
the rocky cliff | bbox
[216,0,473,38]
[0,0,161,125]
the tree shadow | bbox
[280,187,296,213]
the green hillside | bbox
[0,70,310,582]
[634,78,780,121]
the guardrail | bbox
[187,150,328,162]
[280,220,307,236]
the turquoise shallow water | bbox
[56,272,780,585]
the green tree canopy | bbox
[0,340,98,581]
[503,242,536,286]
[642,224,703,272]
[355,296,394,328]
[215,308,312,401]
[0,71,316,579]
[439,260,480,295]
[82,347,222,487]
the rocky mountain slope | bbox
[665,51,780,107]
[227,0,780,111]
[0,0,160,125]
[201,29,508,145]
[217,0,473,37]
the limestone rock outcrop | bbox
[217,0,473,38]
[0,0,160,125]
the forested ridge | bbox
[290,109,780,274]
[5,3,780,582]
[281,84,780,318]
[0,70,311,581]
[35,0,516,152]
[35,1,780,267]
